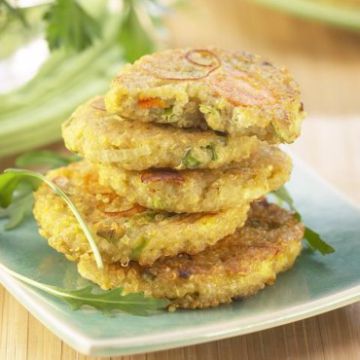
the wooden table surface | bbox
[1,1,360,359]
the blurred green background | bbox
[0,0,359,160]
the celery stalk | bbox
[0,43,117,116]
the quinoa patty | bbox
[105,48,304,143]
[33,162,249,266]
[78,200,304,310]
[97,146,292,213]
[63,97,263,171]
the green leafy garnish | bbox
[0,151,78,229]
[0,183,35,230]
[0,172,30,208]
[304,227,335,255]
[1,168,104,269]
[272,186,299,220]
[43,0,101,51]
[182,149,201,169]
[0,263,169,315]
[15,150,80,169]
[0,151,169,315]
[272,186,335,255]
[118,0,156,62]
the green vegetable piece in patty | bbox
[130,237,150,260]
[162,106,176,122]
[182,149,202,169]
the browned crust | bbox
[78,201,304,309]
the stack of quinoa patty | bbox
[34,48,306,310]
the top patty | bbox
[105,47,305,143]
[63,97,263,171]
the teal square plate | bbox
[1,156,360,356]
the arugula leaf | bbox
[0,263,169,315]
[118,0,156,62]
[304,227,335,255]
[0,157,169,315]
[272,186,300,221]
[0,172,38,208]
[61,287,168,315]
[43,0,101,51]
[272,186,335,255]
[0,168,39,229]
[0,189,34,230]
[3,168,104,269]
[0,172,22,208]
[272,186,296,211]
[0,151,78,228]
[15,150,80,169]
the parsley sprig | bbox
[43,0,101,51]
[0,150,169,314]
[118,0,157,62]
[1,0,175,59]
[0,262,168,315]
[272,186,335,255]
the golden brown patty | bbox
[97,146,292,213]
[63,97,263,171]
[105,47,304,143]
[33,162,249,266]
[78,201,304,309]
